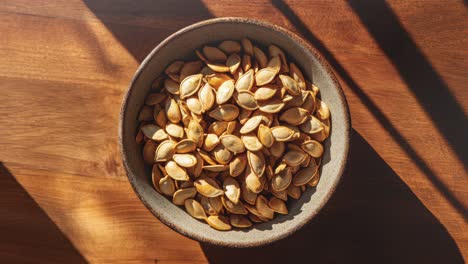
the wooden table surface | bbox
[1,0,466,263]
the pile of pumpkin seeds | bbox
[136,38,331,231]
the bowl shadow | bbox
[200,130,464,263]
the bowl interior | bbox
[120,18,350,247]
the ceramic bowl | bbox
[119,17,350,247]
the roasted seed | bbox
[194,177,224,197]
[185,198,207,219]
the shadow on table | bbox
[200,130,463,264]
[0,163,87,264]
[347,0,468,170]
[83,0,213,62]
[271,0,467,220]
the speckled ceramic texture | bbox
[119,17,350,247]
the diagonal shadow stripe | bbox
[0,163,87,263]
[347,0,467,169]
[271,0,467,220]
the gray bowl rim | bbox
[119,17,351,247]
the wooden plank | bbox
[0,0,466,262]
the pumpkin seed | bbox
[186,96,204,115]
[205,73,231,88]
[180,179,194,189]
[270,187,288,201]
[241,133,263,151]
[279,107,309,125]
[307,170,320,187]
[179,61,203,81]
[255,68,277,86]
[269,141,285,158]
[271,166,292,191]
[180,74,202,99]
[201,196,223,216]
[241,38,253,55]
[173,154,197,168]
[283,150,307,166]
[316,99,330,120]
[203,133,220,152]
[141,124,168,141]
[222,196,248,215]
[165,60,184,75]
[254,86,277,101]
[174,139,196,154]
[238,108,253,125]
[165,161,189,181]
[208,121,228,136]
[235,69,254,91]
[173,187,197,205]
[203,164,229,172]
[216,80,235,104]
[257,124,274,148]
[234,91,258,110]
[245,166,263,194]
[242,54,252,72]
[188,152,204,178]
[229,214,252,228]
[267,56,281,72]
[299,115,324,135]
[239,114,262,134]
[247,150,265,177]
[203,46,227,62]
[285,90,309,108]
[165,98,182,123]
[226,53,241,74]
[293,160,318,186]
[268,45,288,72]
[289,63,306,90]
[258,98,285,113]
[155,109,167,128]
[279,75,300,95]
[198,149,217,165]
[271,126,295,141]
[229,154,247,177]
[198,83,215,111]
[255,195,274,219]
[268,197,288,214]
[300,91,316,113]
[151,164,163,193]
[165,123,184,139]
[287,184,301,199]
[253,46,268,68]
[213,144,233,165]
[219,135,245,154]
[185,198,207,219]
[138,106,153,121]
[223,176,241,204]
[206,215,231,231]
[194,177,224,197]
[225,121,237,135]
[209,104,239,121]
[241,181,258,205]
[164,79,180,95]
[155,140,176,162]
[186,119,204,147]
[145,93,167,105]
[219,40,241,54]
[159,175,176,196]
[206,63,230,73]
[301,140,324,158]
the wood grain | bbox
[0,0,466,263]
